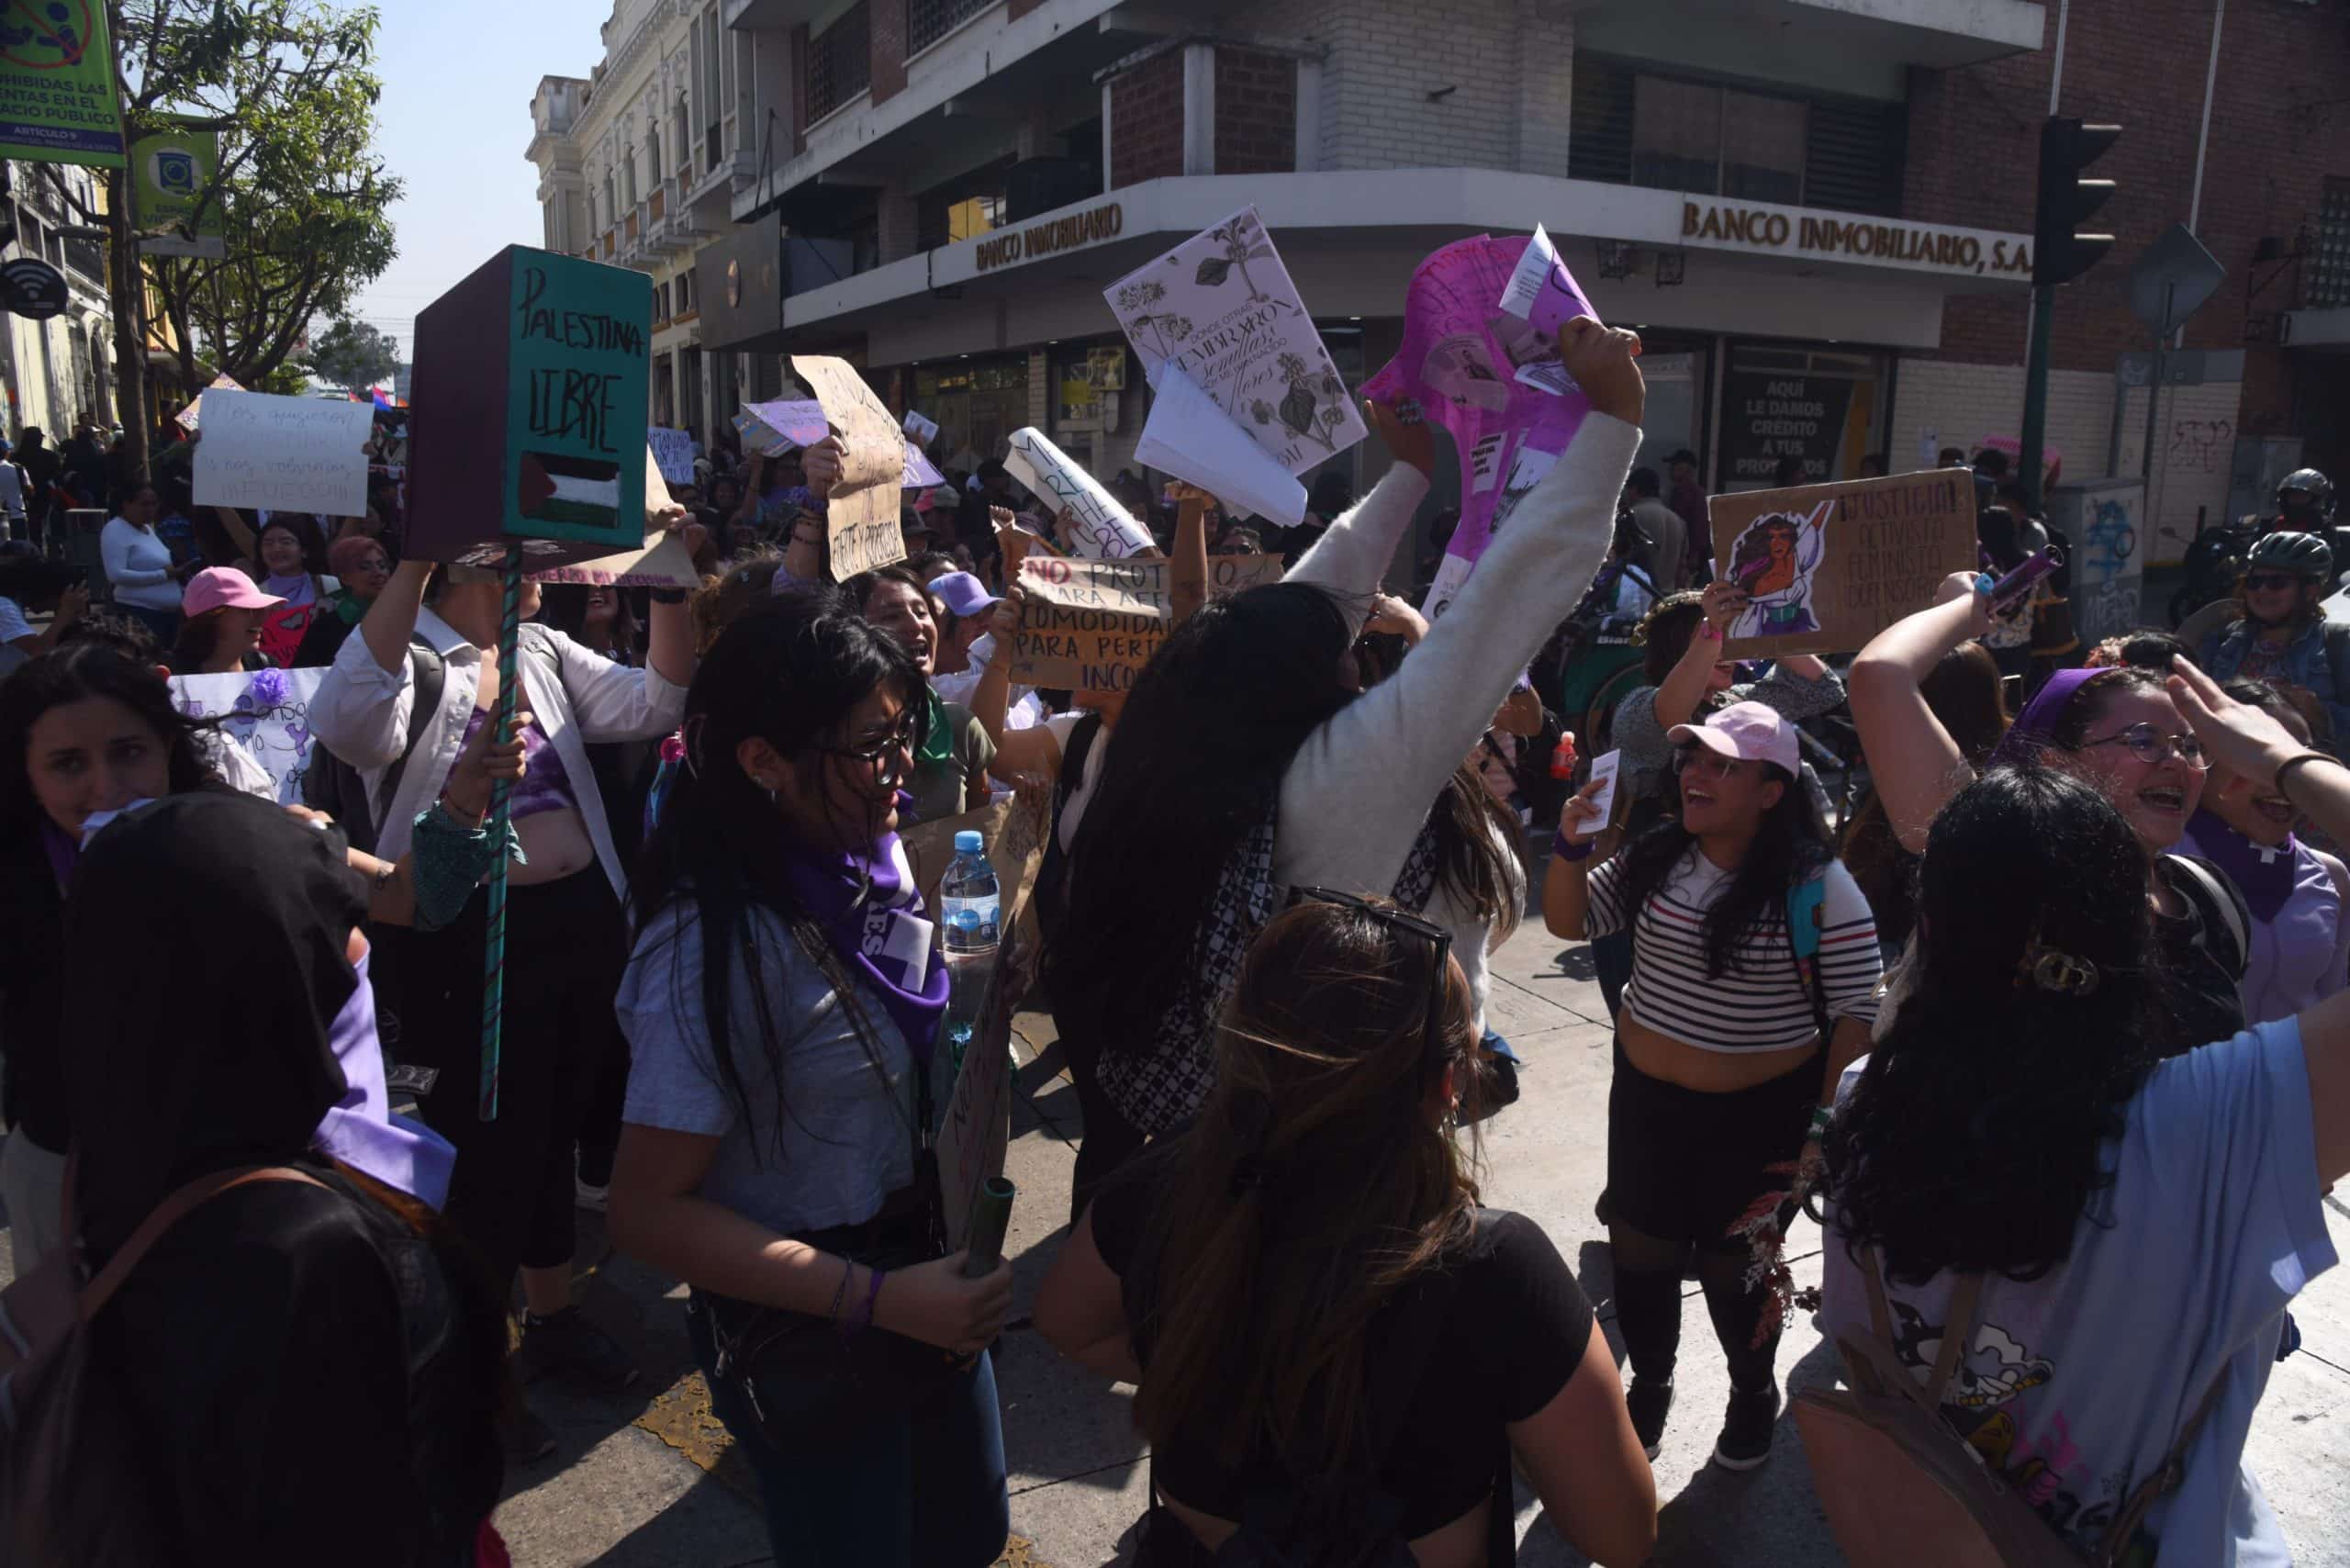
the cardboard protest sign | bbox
[193,391,373,517]
[647,426,698,485]
[790,354,906,579]
[1006,554,1284,691]
[405,246,652,565]
[173,372,243,433]
[170,666,328,805]
[1003,427,1155,559]
[1710,468,1977,659]
[743,398,828,448]
[919,791,1048,1246]
[1366,232,1599,621]
[904,409,940,445]
[1136,363,1306,525]
[1105,206,1365,479]
[442,445,688,581]
[902,441,945,489]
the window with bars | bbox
[1570,55,1904,218]
[908,0,992,55]
[2311,178,2350,308]
[806,4,871,127]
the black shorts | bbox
[1606,1034,1818,1249]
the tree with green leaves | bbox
[299,315,396,395]
[37,1,398,479]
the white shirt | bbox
[100,517,179,611]
[932,634,1044,729]
[309,607,687,896]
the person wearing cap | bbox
[927,569,1039,730]
[1547,700,1883,1472]
[2192,531,2350,752]
[170,566,284,677]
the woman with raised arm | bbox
[1046,319,1646,1204]
[1036,897,1657,1568]
[1848,574,2247,1048]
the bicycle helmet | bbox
[2246,530,2334,581]
[2277,468,2333,520]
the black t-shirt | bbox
[1090,1170,1592,1538]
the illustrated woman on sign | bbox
[1727,500,1832,639]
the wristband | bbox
[1808,1105,1834,1141]
[2275,750,2344,800]
[1551,833,1595,862]
[651,588,687,604]
[826,1258,854,1327]
[845,1266,887,1338]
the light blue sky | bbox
[345,0,597,364]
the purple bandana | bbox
[313,948,456,1210]
[1992,666,2101,765]
[782,814,950,1061]
[2182,809,2301,924]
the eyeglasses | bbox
[818,713,920,778]
[2081,722,2207,768]
[2244,573,2304,593]
[1285,887,1455,1092]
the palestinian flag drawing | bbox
[518,451,622,532]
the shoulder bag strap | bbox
[76,1165,329,1322]
[2091,1374,2230,1568]
[375,641,447,828]
[1861,1247,1981,1412]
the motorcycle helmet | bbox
[2277,468,2334,521]
[2246,530,2334,582]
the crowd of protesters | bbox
[5,320,2348,1568]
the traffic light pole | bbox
[2019,284,2053,515]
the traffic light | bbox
[2033,117,2121,287]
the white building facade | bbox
[0,159,117,444]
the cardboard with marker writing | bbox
[1009,553,1284,690]
[790,354,907,579]
[1709,467,1975,659]
[405,245,653,566]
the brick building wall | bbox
[869,0,908,106]
[1214,48,1299,176]
[1109,49,1184,185]
[1256,0,1540,173]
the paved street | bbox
[11,900,2350,1566]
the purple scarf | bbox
[2182,809,2301,924]
[313,948,456,1209]
[1991,666,2101,765]
[781,817,950,1062]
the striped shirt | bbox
[1587,847,1882,1053]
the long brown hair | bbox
[1131,900,1481,1467]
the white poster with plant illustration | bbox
[1105,206,1367,476]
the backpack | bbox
[1795,1247,2221,1568]
[301,640,445,857]
[2164,853,2251,982]
[0,1164,326,1565]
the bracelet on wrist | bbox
[826,1258,854,1328]
[1551,833,1596,862]
[843,1266,887,1338]
[1807,1105,1834,1141]
[2275,750,2344,800]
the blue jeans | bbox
[687,1291,1010,1566]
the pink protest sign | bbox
[1362,231,1599,619]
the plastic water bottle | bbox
[939,829,1000,1075]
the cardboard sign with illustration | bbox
[790,354,907,579]
[405,245,652,565]
[1710,468,1977,659]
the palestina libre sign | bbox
[0,0,126,168]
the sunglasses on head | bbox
[1285,886,1455,1093]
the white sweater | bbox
[100,517,180,612]
[1278,412,1641,1028]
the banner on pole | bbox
[0,0,126,167]
[131,116,222,258]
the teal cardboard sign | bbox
[502,252,650,548]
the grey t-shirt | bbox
[618,900,916,1237]
[1825,1018,2335,1565]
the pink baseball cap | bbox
[1668,700,1799,777]
[182,567,284,618]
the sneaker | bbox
[1627,1376,1673,1459]
[1711,1378,1782,1471]
[499,1405,557,1465]
[574,1176,610,1213]
[518,1305,641,1395]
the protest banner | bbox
[405,244,653,565]
[1711,467,1977,659]
[1003,553,1280,690]
[902,441,945,489]
[1003,427,1155,559]
[173,372,244,433]
[193,391,373,517]
[903,409,940,445]
[1365,231,1599,621]
[0,0,125,167]
[170,666,328,805]
[926,790,1048,1249]
[647,426,698,485]
[1105,205,1365,479]
[791,354,906,578]
[1136,362,1306,525]
[130,117,222,258]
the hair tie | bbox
[2017,941,2099,997]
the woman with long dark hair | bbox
[1851,573,2248,1048]
[1047,319,1646,1209]
[1547,701,1883,1468]
[252,514,338,666]
[1035,898,1658,1568]
[845,562,997,823]
[1820,672,2350,1562]
[608,592,1013,1566]
[59,793,505,1566]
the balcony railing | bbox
[805,3,870,127]
[908,0,992,55]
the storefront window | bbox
[1718,342,1889,490]
[915,356,1030,475]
